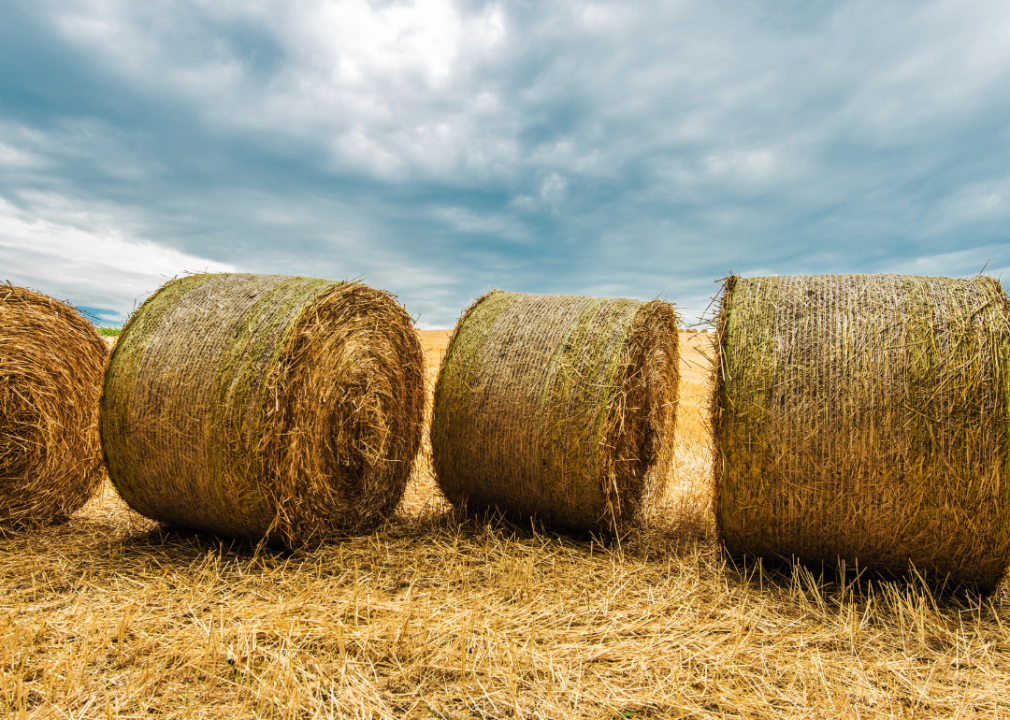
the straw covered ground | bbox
[3,331,1010,718]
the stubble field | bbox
[2,331,1009,718]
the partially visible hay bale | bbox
[713,274,1010,591]
[101,273,425,546]
[432,292,680,533]
[0,286,108,525]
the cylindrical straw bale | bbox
[101,273,425,546]
[432,292,679,533]
[0,286,108,525]
[713,274,1010,590]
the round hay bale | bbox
[713,274,1010,590]
[432,292,680,533]
[0,286,108,525]
[101,273,425,546]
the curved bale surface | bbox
[0,286,108,525]
[432,292,680,533]
[101,274,425,546]
[713,274,1010,591]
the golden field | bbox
[2,331,1010,718]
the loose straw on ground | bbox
[432,292,680,533]
[101,273,425,547]
[0,285,108,525]
[712,274,1010,592]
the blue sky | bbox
[1,0,1008,327]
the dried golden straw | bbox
[712,274,1010,591]
[0,285,108,525]
[432,292,679,533]
[101,273,425,546]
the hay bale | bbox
[713,274,1010,590]
[0,286,108,525]
[101,273,425,546]
[432,292,680,533]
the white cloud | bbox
[703,149,786,184]
[50,0,510,181]
[0,196,236,321]
[893,246,1003,277]
[0,142,44,168]
[45,0,1010,199]
[309,0,465,85]
[539,172,567,208]
[932,177,1010,230]
[7,0,1010,327]
[435,205,530,241]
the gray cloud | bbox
[1,0,1009,327]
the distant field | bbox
[2,331,1008,718]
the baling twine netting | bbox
[432,292,680,533]
[0,286,108,525]
[712,274,1010,591]
[101,273,425,546]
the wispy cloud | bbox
[0,195,236,322]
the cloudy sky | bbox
[2,0,1009,327]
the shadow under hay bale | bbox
[0,286,109,525]
[712,274,1010,592]
[432,291,679,534]
[101,273,425,547]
